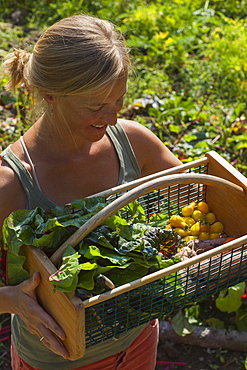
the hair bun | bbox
[3,48,31,90]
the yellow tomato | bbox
[174,228,191,237]
[205,212,216,224]
[210,221,224,234]
[197,201,209,214]
[184,216,195,227]
[182,202,196,217]
[209,233,220,239]
[170,215,187,229]
[192,210,205,222]
[199,232,209,240]
[190,222,201,236]
[200,222,210,233]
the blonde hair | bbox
[3,14,130,97]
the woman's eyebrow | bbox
[86,91,127,108]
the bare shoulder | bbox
[0,158,26,231]
[118,118,156,139]
[117,119,182,176]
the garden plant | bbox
[1,1,247,369]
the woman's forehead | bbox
[75,75,128,103]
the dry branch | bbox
[159,321,247,352]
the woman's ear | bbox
[43,93,56,105]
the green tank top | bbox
[2,122,146,369]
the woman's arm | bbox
[0,160,27,229]
[119,119,182,176]
[0,161,69,359]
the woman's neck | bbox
[28,113,96,159]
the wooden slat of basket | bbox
[20,245,85,361]
[206,151,247,237]
[50,173,246,266]
[206,151,247,188]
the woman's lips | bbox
[91,124,106,129]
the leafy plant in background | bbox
[1,1,247,364]
[1,0,247,172]
[171,282,247,335]
[216,282,247,331]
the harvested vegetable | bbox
[167,201,225,241]
[210,221,224,234]
[181,202,196,217]
[1,197,230,299]
[142,227,181,259]
[197,201,209,214]
[169,215,187,229]
[2,197,182,294]
[175,237,237,261]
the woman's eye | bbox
[117,97,124,104]
[86,97,124,112]
[88,107,102,113]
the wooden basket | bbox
[20,151,247,360]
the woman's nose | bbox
[99,106,118,126]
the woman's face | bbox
[54,74,128,143]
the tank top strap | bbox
[20,136,42,191]
[107,121,140,184]
[1,145,57,210]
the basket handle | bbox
[50,173,246,265]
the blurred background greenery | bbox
[1,2,247,368]
[0,0,247,174]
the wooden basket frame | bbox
[20,151,247,360]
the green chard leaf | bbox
[2,197,181,295]
[49,247,81,291]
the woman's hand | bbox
[10,272,69,359]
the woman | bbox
[0,14,182,370]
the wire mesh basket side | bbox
[83,161,247,348]
[85,243,247,348]
[120,162,208,221]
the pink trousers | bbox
[11,319,159,370]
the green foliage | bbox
[216,283,245,313]
[3,198,183,298]
[171,309,194,336]
[1,0,247,170]
[1,1,247,347]
[181,283,247,333]
[0,22,24,56]
[1,1,247,174]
